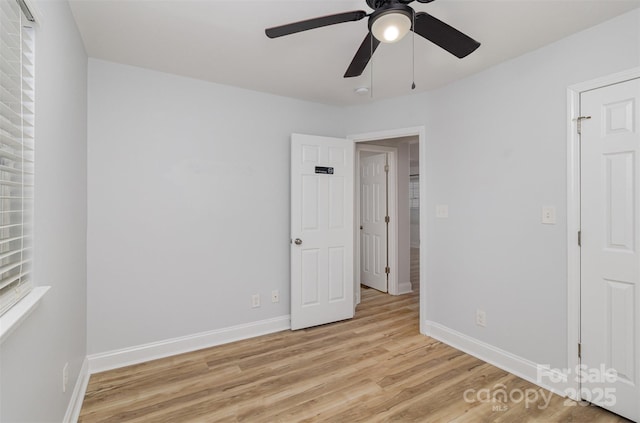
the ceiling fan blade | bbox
[412,12,480,58]
[415,0,435,3]
[344,32,380,78]
[265,10,367,39]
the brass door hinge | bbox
[385,266,390,274]
[385,216,390,223]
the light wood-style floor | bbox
[79,249,629,422]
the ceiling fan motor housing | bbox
[368,4,414,27]
[367,0,414,9]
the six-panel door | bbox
[291,134,354,330]
[360,152,388,292]
[581,78,640,421]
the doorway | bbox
[350,126,426,332]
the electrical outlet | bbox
[62,362,69,393]
[271,290,279,303]
[251,294,260,308]
[476,309,487,327]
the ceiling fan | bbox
[265,0,481,79]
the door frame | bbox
[566,67,640,401]
[349,126,427,334]
[355,144,398,296]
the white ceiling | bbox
[67,0,640,106]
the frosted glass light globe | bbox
[371,12,411,44]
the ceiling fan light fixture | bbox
[370,9,412,43]
[266,1,481,79]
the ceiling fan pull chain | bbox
[411,9,416,90]
[370,32,374,98]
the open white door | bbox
[291,134,354,330]
[360,153,388,292]
[581,78,640,421]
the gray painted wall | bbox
[0,1,88,421]
[86,60,347,354]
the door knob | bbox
[294,238,303,245]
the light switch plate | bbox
[436,204,449,219]
[542,206,556,224]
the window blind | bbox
[0,0,34,316]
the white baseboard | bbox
[397,281,413,295]
[63,357,89,423]
[424,320,568,397]
[88,315,291,374]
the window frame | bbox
[0,0,43,342]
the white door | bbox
[360,153,388,292]
[291,134,354,330]
[581,78,640,421]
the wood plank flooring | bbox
[80,249,629,422]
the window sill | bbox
[0,286,50,345]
